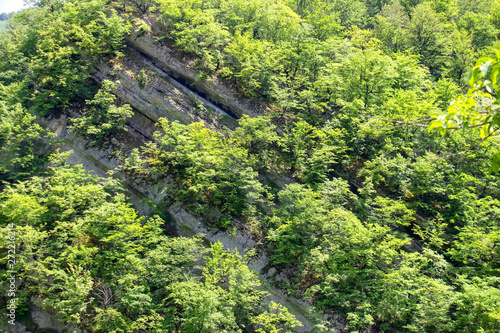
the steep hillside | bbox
[1,0,500,332]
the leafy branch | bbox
[429,53,500,171]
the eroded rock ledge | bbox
[125,29,265,119]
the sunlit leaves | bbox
[70,80,133,142]
[251,301,302,333]
[139,119,268,223]
[27,0,131,114]
[429,53,500,171]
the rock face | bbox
[6,322,31,333]
[125,30,264,119]
[168,203,267,272]
[92,46,237,138]
[93,54,194,126]
[30,306,83,333]
[4,306,84,333]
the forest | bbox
[1,0,500,332]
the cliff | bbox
[17,24,343,333]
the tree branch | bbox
[361,115,435,128]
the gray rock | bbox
[31,306,83,333]
[276,272,288,282]
[93,61,195,125]
[125,32,263,119]
[6,322,32,333]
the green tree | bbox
[365,0,392,16]
[458,12,498,49]
[139,119,267,224]
[330,0,367,28]
[93,307,130,333]
[0,86,53,184]
[407,3,450,77]
[399,0,424,17]
[454,276,500,332]
[251,301,302,333]
[38,263,94,324]
[144,236,206,302]
[24,0,131,115]
[344,29,397,108]
[279,119,346,184]
[24,0,66,12]
[374,3,410,53]
[446,29,476,84]
[303,2,342,40]
[376,251,456,332]
[173,11,231,73]
[70,80,133,142]
[166,280,239,332]
[203,241,266,328]
[491,0,500,30]
[233,115,280,170]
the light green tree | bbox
[251,301,302,333]
[70,80,133,142]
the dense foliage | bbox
[1,0,500,332]
[0,152,299,332]
[138,0,500,331]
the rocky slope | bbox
[11,23,346,332]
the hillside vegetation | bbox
[1,0,500,332]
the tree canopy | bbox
[1,0,500,332]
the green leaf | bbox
[486,84,494,94]
[491,65,500,89]
[490,153,500,173]
[428,120,442,133]
[469,68,479,86]
[480,124,489,138]
[475,57,492,68]
[479,60,492,77]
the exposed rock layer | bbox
[125,30,264,118]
